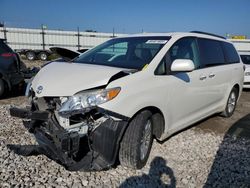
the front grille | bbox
[244,82,250,85]
[34,97,59,111]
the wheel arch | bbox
[233,83,240,93]
[232,83,241,102]
[129,106,165,140]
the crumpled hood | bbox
[31,62,125,97]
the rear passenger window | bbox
[198,38,225,67]
[222,42,240,64]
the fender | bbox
[0,71,11,91]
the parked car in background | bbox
[10,32,244,171]
[239,52,250,88]
[0,39,39,97]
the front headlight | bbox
[25,77,34,97]
[245,72,250,76]
[59,87,121,116]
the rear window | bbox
[0,40,13,54]
[222,42,240,64]
[197,38,225,67]
[241,55,250,65]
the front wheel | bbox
[221,87,238,117]
[119,110,153,169]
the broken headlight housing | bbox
[58,87,121,117]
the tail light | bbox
[1,53,16,57]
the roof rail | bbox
[190,31,226,39]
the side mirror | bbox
[171,59,195,72]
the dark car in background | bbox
[0,39,38,97]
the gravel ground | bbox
[0,103,224,188]
[22,59,46,69]
[0,92,249,187]
[0,60,250,187]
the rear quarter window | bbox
[0,40,13,54]
[222,42,240,64]
[197,38,225,67]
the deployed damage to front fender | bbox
[9,101,129,171]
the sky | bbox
[0,0,250,37]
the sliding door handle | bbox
[209,73,215,78]
[199,75,207,80]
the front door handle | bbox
[209,73,215,78]
[200,75,207,80]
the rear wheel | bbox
[119,110,153,169]
[26,51,36,61]
[0,79,5,98]
[221,87,238,117]
[38,52,48,61]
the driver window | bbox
[155,37,200,75]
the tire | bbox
[0,79,5,98]
[26,51,36,61]
[221,87,238,118]
[38,52,48,61]
[119,110,153,169]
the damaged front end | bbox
[9,90,129,171]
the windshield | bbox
[74,36,170,70]
[241,55,250,65]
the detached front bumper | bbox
[10,107,49,121]
[10,107,129,171]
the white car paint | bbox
[30,32,244,141]
[101,62,243,139]
[32,62,126,97]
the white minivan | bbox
[10,31,244,171]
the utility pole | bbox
[77,27,81,50]
[41,24,47,50]
[3,22,7,41]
